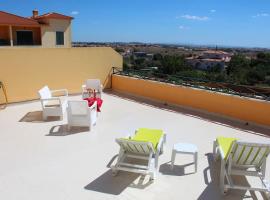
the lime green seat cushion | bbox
[217,136,237,160]
[131,128,164,151]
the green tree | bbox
[133,58,146,70]
[123,62,129,71]
[227,54,251,84]
[115,47,125,53]
[257,52,270,60]
[246,69,265,85]
[208,63,223,73]
[159,55,187,74]
[227,54,250,75]
[153,53,163,61]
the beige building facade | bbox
[0,10,73,48]
[40,19,72,48]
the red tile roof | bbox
[203,50,230,55]
[0,11,40,26]
[34,12,73,20]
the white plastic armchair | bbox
[38,86,68,120]
[82,79,103,98]
[67,100,97,130]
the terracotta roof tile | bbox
[34,12,73,20]
[0,11,40,26]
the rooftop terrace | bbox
[1,92,270,200]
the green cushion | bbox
[217,136,237,160]
[131,128,164,151]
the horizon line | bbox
[72,41,270,50]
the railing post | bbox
[0,81,8,108]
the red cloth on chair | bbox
[84,97,103,112]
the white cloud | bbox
[252,13,269,18]
[179,25,189,30]
[180,14,209,21]
[71,11,79,15]
[210,9,216,13]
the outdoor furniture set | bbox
[112,128,270,196]
[38,80,270,196]
[38,79,103,130]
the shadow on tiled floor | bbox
[19,111,61,123]
[47,124,89,136]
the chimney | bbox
[32,9,38,18]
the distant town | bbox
[73,42,270,89]
[73,41,270,71]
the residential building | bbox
[0,9,270,200]
[0,10,73,47]
[134,51,147,58]
[186,50,232,70]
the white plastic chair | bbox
[82,79,103,98]
[38,86,68,120]
[213,138,270,194]
[67,100,97,130]
[111,129,166,180]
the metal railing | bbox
[112,67,270,101]
[0,81,8,108]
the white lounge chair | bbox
[82,79,103,99]
[111,128,166,180]
[213,137,270,195]
[67,100,97,130]
[38,86,68,120]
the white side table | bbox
[171,143,198,173]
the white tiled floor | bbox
[0,92,270,200]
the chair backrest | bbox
[85,79,101,91]
[116,138,154,155]
[67,101,89,116]
[229,141,270,168]
[38,86,52,99]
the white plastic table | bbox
[171,143,198,173]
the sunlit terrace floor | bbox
[1,91,270,200]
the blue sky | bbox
[2,0,270,47]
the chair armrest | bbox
[40,97,62,107]
[156,136,164,154]
[89,101,97,111]
[217,146,225,161]
[163,133,167,144]
[82,84,103,92]
[41,97,61,102]
[51,89,68,97]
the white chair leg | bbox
[160,142,164,154]
[112,168,119,176]
[261,158,267,179]
[42,113,47,121]
[171,150,176,169]
[220,159,226,194]
[150,171,156,181]
[112,149,124,177]
[154,154,159,169]
[213,140,218,161]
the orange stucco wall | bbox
[112,75,270,127]
[0,47,122,103]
